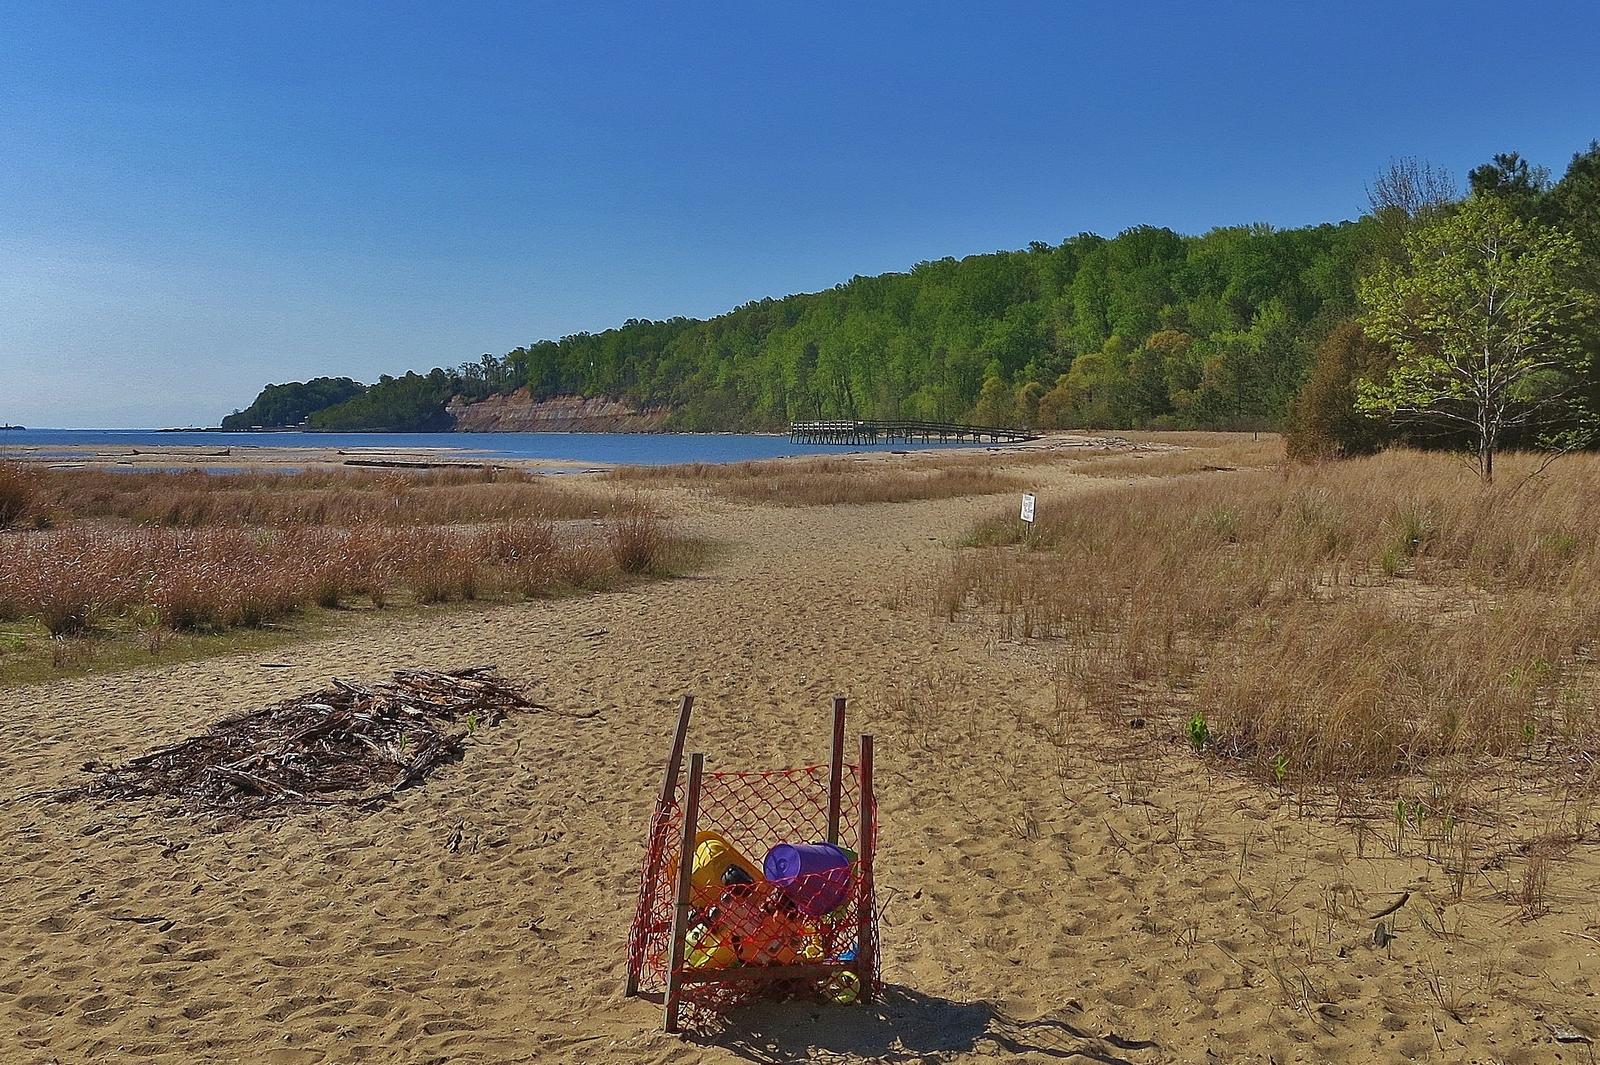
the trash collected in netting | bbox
[69,666,540,817]
[626,695,880,1033]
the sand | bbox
[4,460,1599,1063]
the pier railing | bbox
[788,420,1039,445]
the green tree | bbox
[221,377,366,430]
[1037,373,1072,428]
[1467,152,1550,218]
[1014,380,1046,427]
[1357,196,1596,481]
[972,374,1016,426]
[1286,322,1392,460]
[1548,142,1600,266]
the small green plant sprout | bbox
[1523,721,1537,748]
[1542,530,1579,559]
[1202,505,1242,543]
[1393,799,1426,852]
[1186,712,1210,752]
[466,709,480,736]
[1270,753,1289,785]
[1507,657,1553,692]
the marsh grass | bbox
[0,514,691,687]
[610,454,1030,505]
[27,464,644,527]
[0,463,690,673]
[0,514,689,641]
[939,449,1600,788]
[0,462,36,527]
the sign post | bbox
[1020,492,1036,525]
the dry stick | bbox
[1369,891,1411,921]
[827,696,847,845]
[205,765,299,798]
[664,752,704,1034]
[627,693,694,998]
[223,709,353,773]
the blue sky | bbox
[2,2,1597,427]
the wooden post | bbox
[627,695,694,997]
[658,695,694,809]
[826,696,847,845]
[663,752,704,1033]
[856,733,875,1003]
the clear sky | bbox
[3,1,1597,427]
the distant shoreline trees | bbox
[221,377,366,431]
[219,140,1600,458]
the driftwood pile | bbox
[77,666,540,817]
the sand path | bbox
[4,473,1596,1063]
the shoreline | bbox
[2,431,1115,475]
[0,443,606,474]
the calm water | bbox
[0,428,985,466]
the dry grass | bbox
[1070,435,1283,478]
[0,514,678,640]
[610,454,1027,505]
[939,448,1600,787]
[0,463,687,662]
[605,511,670,573]
[1113,429,1285,450]
[27,465,643,527]
[0,462,36,527]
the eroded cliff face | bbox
[446,391,672,432]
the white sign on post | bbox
[1020,492,1036,524]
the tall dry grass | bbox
[0,463,36,527]
[1069,435,1283,478]
[27,465,644,527]
[939,449,1600,785]
[612,455,1026,505]
[0,515,676,638]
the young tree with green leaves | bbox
[1357,196,1596,482]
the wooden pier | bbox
[788,419,1039,446]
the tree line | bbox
[222,139,1600,470]
[1292,145,1599,477]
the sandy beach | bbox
[4,455,1599,1064]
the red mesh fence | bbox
[626,761,879,1029]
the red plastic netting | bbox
[626,761,879,1029]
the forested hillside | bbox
[506,220,1368,432]
[226,141,1600,439]
[221,377,365,430]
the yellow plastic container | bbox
[689,830,761,906]
[685,924,737,969]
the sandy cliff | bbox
[446,390,672,432]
